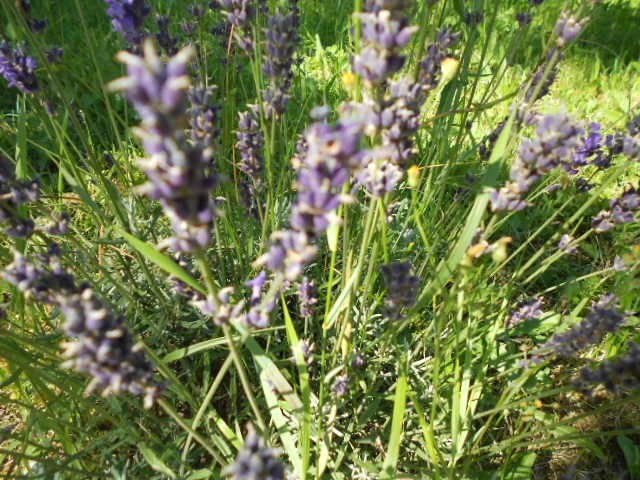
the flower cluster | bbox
[262,10,300,117]
[554,12,588,46]
[524,47,563,104]
[224,425,285,480]
[104,0,151,46]
[542,294,627,358]
[579,342,640,394]
[0,41,39,94]
[110,41,219,253]
[381,261,420,318]
[3,250,162,407]
[419,28,460,94]
[298,276,317,320]
[506,297,544,327]
[155,15,179,55]
[354,28,459,195]
[236,105,265,189]
[189,85,222,148]
[218,0,255,52]
[0,156,40,239]
[353,0,418,85]
[592,188,639,233]
[256,117,363,283]
[489,112,583,211]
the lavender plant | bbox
[2,1,640,478]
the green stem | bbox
[222,325,267,432]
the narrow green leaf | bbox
[618,436,640,480]
[417,112,515,305]
[118,228,206,295]
[138,443,177,479]
[382,366,408,479]
[504,451,537,480]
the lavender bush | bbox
[0,1,639,479]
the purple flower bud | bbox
[45,47,64,64]
[155,15,179,55]
[516,12,532,27]
[558,234,577,254]
[255,230,317,281]
[332,373,349,398]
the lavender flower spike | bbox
[543,294,627,358]
[555,12,588,47]
[0,41,39,94]
[110,41,219,253]
[224,425,285,480]
[3,251,162,407]
[105,0,151,45]
[490,112,583,212]
[262,9,300,117]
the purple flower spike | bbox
[381,261,420,318]
[490,112,583,212]
[236,105,265,188]
[262,9,300,117]
[290,120,362,235]
[592,188,639,233]
[507,297,544,327]
[0,41,39,94]
[354,10,418,84]
[555,12,588,47]
[223,425,285,480]
[190,85,221,148]
[419,28,460,93]
[543,294,627,358]
[3,252,162,407]
[110,41,219,253]
[579,342,640,394]
[298,276,318,319]
[105,0,151,46]
[0,156,40,239]
[218,0,255,52]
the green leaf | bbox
[381,365,408,479]
[118,228,206,295]
[504,451,537,480]
[417,112,515,306]
[138,443,177,479]
[618,436,640,480]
